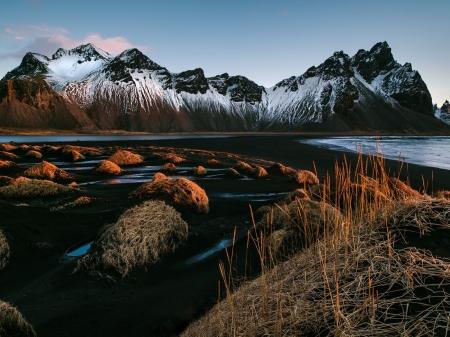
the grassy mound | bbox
[193,166,207,176]
[25,150,43,159]
[78,200,188,277]
[152,172,167,182]
[0,151,18,159]
[224,168,242,179]
[206,159,221,166]
[292,169,320,187]
[266,163,297,177]
[108,150,143,165]
[130,178,209,214]
[91,160,122,175]
[0,229,10,271]
[23,161,74,180]
[159,163,176,172]
[233,161,253,174]
[251,166,269,179]
[63,150,85,162]
[182,149,450,336]
[0,161,17,168]
[0,144,18,152]
[0,176,14,187]
[0,178,71,198]
[0,301,36,337]
[165,153,185,164]
[283,188,310,203]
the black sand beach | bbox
[0,134,449,336]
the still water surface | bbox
[301,136,450,170]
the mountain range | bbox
[0,41,448,133]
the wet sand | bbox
[0,134,449,337]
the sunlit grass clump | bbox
[0,301,36,337]
[77,200,188,277]
[182,147,450,337]
[0,178,71,198]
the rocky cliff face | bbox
[0,42,446,132]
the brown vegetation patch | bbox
[68,181,80,189]
[165,153,185,164]
[389,178,422,200]
[292,170,320,187]
[152,172,167,182]
[0,301,36,337]
[224,168,242,179]
[63,150,85,162]
[0,160,17,168]
[77,200,188,277]
[266,163,297,177]
[159,163,176,173]
[251,166,269,179]
[0,151,19,159]
[0,229,10,271]
[0,178,71,198]
[91,160,122,175]
[437,190,450,200]
[193,166,207,176]
[283,188,310,203]
[233,161,253,174]
[108,150,143,165]
[130,178,209,214]
[52,196,93,211]
[18,144,30,151]
[25,150,43,158]
[23,161,74,180]
[0,144,18,152]
[206,158,221,166]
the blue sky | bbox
[1,0,449,105]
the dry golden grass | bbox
[0,151,19,159]
[0,144,18,152]
[52,196,92,211]
[193,166,207,176]
[283,188,310,203]
[77,200,188,277]
[165,153,185,164]
[60,145,102,156]
[389,177,423,200]
[0,178,71,198]
[63,150,85,162]
[91,160,122,175]
[438,190,450,200]
[68,181,80,188]
[130,178,209,214]
[18,144,30,151]
[0,160,17,168]
[23,161,74,180]
[207,158,221,166]
[224,168,242,179]
[153,172,167,182]
[108,150,143,165]
[292,169,320,187]
[233,161,253,174]
[182,147,450,337]
[266,163,297,177]
[0,301,36,337]
[25,150,43,159]
[159,162,176,172]
[0,229,10,271]
[251,166,269,179]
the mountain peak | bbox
[351,41,395,83]
[52,43,111,61]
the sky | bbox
[1,0,449,105]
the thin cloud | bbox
[0,24,151,60]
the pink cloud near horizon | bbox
[1,24,151,59]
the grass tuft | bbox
[0,229,10,271]
[0,301,36,337]
[108,150,143,165]
[0,178,71,198]
[76,200,188,277]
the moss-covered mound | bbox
[77,200,188,277]
[130,178,209,214]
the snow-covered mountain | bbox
[0,42,447,132]
[435,100,450,125]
